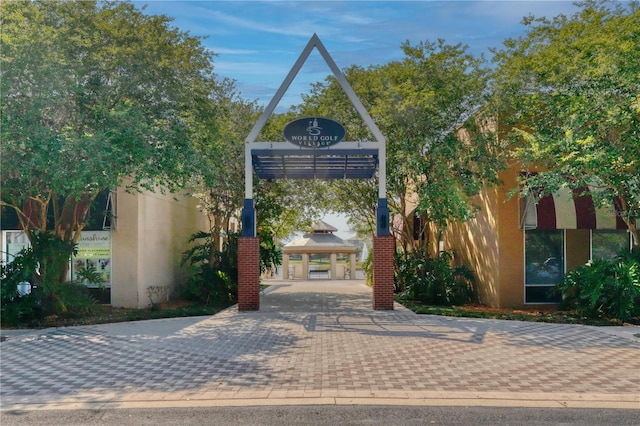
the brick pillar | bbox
[238,237,260,311]
[373,235,395,310]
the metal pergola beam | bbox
[251,147,378,180]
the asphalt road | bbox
[2,405,639,426]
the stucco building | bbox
[423,165,636,308]
[1,188,211,309]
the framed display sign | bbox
[1,230,111,287]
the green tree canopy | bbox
[1,0,219,244]
[190,78,260,266]
[491,0,640,244]
[300,40,502,250]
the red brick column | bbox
[238,237,260,311]
[373,235,395,310]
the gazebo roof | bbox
[283,222,355,253]
[310,220,338,233]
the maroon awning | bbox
[531,187,628,230]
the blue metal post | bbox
[376,198,390,237]
[241,198,256,238]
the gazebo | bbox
[282,220,357,280]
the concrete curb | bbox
[3,394,639,411]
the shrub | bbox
[75,264,105,287]
[44,281,99,318]
[28,230,78,295]
[180,229,283,304]
[180,231,239,304]
[1,249,43,326]
[1,245,98,326]
[220,232,239,285]
[555,248,640,322]
[396,249,476,306]
[259,229,282,276]
[362,248,373,286]
[181,266,233,305]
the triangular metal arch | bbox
[238,36,391,310]
[244,34,387,203]
[245,34,385,145]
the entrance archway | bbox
[238,34,394,311]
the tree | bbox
[1,1,220,281]
[190,78,261,266]
[491,0,640,245]
[299,66,383,240]
[300,41,502,251]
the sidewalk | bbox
[1,279,639,411]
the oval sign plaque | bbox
[283,117,346,148]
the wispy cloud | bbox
[213,60,292,76]
[468,1,579,25]
[336,12,377,26]
[212,47,259,55]
[206,9,315,37]
[135,0,582,107]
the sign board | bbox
[72,231,111,286]
[1,230,111,287]
[283,117,346,148]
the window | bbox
[592,230,631,260]
[525,230,564,303]
[2,230,112,289]
[2,230,30,265]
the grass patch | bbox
[5,295,635,330]
[397,298,633,326]
[2,299,234,330]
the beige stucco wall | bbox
[435,165,526,308]
[495,166,526,308]
[111,188,208,308]
[440,186,502,307]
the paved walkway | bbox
[1,279,639,411]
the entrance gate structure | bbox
[238,34,394,310]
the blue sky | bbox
[134,1,581,111]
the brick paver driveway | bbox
[1,279,639,410]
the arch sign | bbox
[238,34,394,312]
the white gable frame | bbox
[244,33,387,201]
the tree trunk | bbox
[208,214,223,268]
[14,192,97,294]
[616,194,639,248]
[628,221,639,248]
